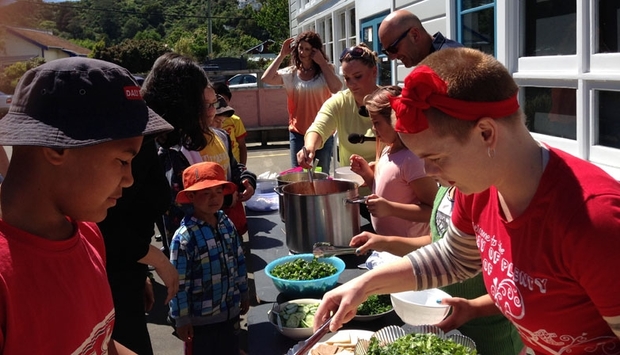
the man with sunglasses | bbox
[379,10,461,68]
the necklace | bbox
[300,64,314,73]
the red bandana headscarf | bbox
[391,65,519,134]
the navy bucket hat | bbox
[0,57,173,148]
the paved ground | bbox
[147,141,292,355]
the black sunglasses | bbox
[339,46,368,62]
[381,27,411,56]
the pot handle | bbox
[345,196,367,204]
[274,185,284,196]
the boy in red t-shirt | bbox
[0,57,173,354]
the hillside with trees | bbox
[0,0,288,74]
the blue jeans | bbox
[290,131,334,174]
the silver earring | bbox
[487,147,495,158]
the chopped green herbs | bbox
[366,333,477,355]
[271,258,337,281]
[278,302,319,328]
[357,294,393,316]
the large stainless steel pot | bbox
[276,171,329,222]
[276,179,361,253]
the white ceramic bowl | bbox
[390,289,452,325]
[267,298,321,340]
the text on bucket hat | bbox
[0,57,173,148]
[392,65,519,134]
[215,95,235,117]
[176,162,237,204]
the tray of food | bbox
[287,329,374,355]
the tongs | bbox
[292,316,333,355]
[313,242,358,258]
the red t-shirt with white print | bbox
[452,147,620,354]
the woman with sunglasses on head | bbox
[297,44,379,172]
[262,31,342,173]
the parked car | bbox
[227,73,257,88]
[132,75,145,86]
[0,91,12,117]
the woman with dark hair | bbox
[262,31,342,173]
[142,53,209,153]
[296,44,379,172]
[141,52,210,250]
[141,53,254,354]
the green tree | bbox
[134,29,162,42]
[254,0,289,43]
[93,39,170,73]
[173,36,196,61]
[0,57,46,94]
[122,18,144,40]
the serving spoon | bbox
[302,147,317,194]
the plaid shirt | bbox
[169,211,248,327]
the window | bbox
[513,0,620,177]
[349,8,356,47]
[326,17,333,61]
[523,87,576,140]
[457,0,495,55]
[362,12,390,85]
[524,0,576,56]
[335,7,356,60]
[316,19,325,44]
[315,19,332,62]
[597,0,620,53]
[596,90,620,149]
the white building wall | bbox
[4,32,42,58]
[43,49,67,62]
[288,0,620,178]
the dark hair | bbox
[291,31,329,78]
[212,81,232,101]
[141,52,208,151]
[339,43,378,68]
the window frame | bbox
[510,0,620,178]
[456,0,496,57]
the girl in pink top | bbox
[350,86,437,242]
[262,31,342,173]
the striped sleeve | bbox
[406,222,481,290]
